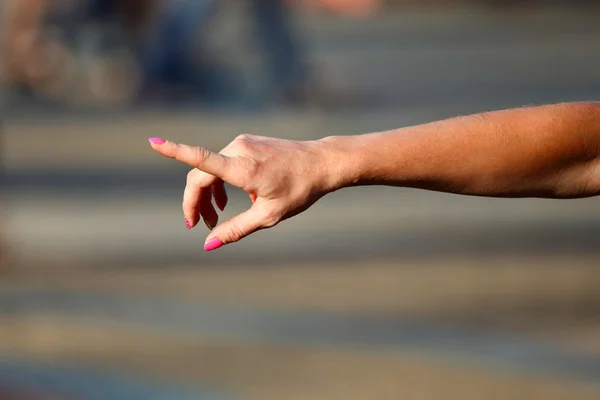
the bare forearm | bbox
[322,102,600,198]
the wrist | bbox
[314,135,364,192]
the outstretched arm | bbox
[149,102,600,251]
[323,102,600,198]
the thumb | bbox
[203,204,279,251]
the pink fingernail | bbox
[204,238,224,252]
[148,137,166,144]
[185,218,191,230]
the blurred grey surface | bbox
[2,5,600,400]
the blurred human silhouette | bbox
[137,0,233,106]
[249,0,314,106]
[1,0,381,108]
[139,0,323,108]
[4,0,391,110]
[1,0,59,94]
[247,0,382,107]
[1,0,152,104]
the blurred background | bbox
[2,0,600,399]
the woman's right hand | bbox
[149,135,343,251]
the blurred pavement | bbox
[2,7,600,400]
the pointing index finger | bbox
[149,138,230,179]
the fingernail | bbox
[216,200,225,212]
[185,218,191,230]
[204,238,223,252]
[148,137,166,145]
[204,219,213,231]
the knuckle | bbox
[174,143,184,160]
[235,133,259,142]
[186,169,197,182]
[193,146,210,167]
[186,168,211,185]
[226,223,246,243]
[232,139,252,153]
[232,134,261,153]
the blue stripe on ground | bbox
[0,357,232,400]
[1,290,600,384]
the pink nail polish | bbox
[204,238,224,252]
[185,218,191,230]
[148,137,166,145]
